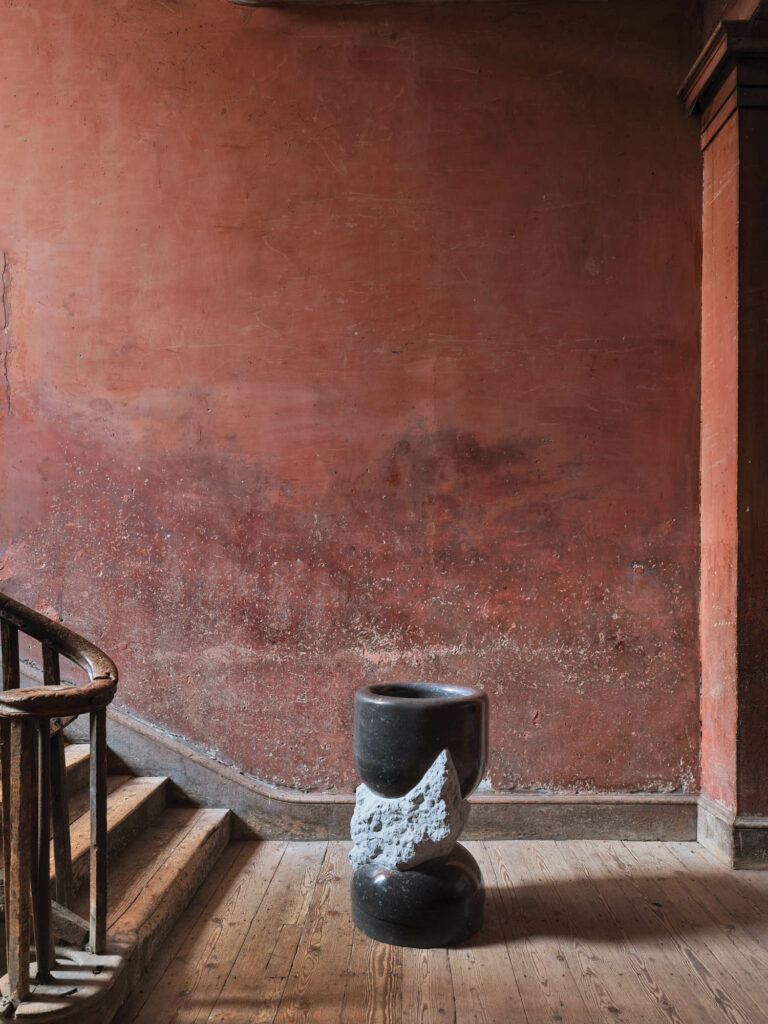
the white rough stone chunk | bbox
[349,749,469,871]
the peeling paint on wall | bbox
[1,252,11,416]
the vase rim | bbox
[357,681,485,703]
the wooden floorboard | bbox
[118,840,768,1024]
[481,841,594,1023]
[560,840,722,1024]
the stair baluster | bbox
[89,708,107,955]
[0,622,19,692]
[35,718,53,981]
[6,719,33,1004]
[29,722,40,981]
[44,645,74,910]
[0,718,9,965]
[0,620,16,969]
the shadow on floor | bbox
[462,870,768,948]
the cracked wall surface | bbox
[1,251,10,416]
[0,0,702,793]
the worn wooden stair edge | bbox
[111,808,232,970]
[6,807,232,1023]
[63,743,90,794]
[0,744,91,810]
[67,776,168,893]
[82,808,233,1024]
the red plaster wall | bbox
[698,93,768,819]
[699,115,739,812]
[735,107,768,816]
[0,0,701,793]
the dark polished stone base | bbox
[350,843,484,948]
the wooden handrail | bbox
[0,593,116,712]
[0,682,115,717]
[0,591,118,1009]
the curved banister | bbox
[0,590,118,1009]
[0,591,117,681]
[0,592,117,717]
[0,682,115,716]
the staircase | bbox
[4,740,231,1023]
[0,592,232,1024]
[69,744,231,1001]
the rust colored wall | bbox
[697,75,768,820]
[699,115,739,812]
[0,0,701,793]
[735,106,768,816]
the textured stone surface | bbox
[350,750,469,871]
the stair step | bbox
[67,774,131,824]
[65,776,168,892]
[64,742,91,792]
[75,807,231,971]
[0,743,91,809]
[2,725,232,1024]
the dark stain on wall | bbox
[1,411,698,792]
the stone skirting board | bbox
[64,705,696,841]
[698,795,768,869]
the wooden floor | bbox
[115,839,768,1024]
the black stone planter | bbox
[354,682,489,799]
[351,681,489,948]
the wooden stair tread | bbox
[72,807,228,926]
[105,808,231,967]
[0,743,92,809]
[67,774,131,824]
[64,743,89,769]
[64,776,168,890]
[63,742,91,794]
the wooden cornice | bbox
[680,19,768,114]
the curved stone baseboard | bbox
[64,705,697,841]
